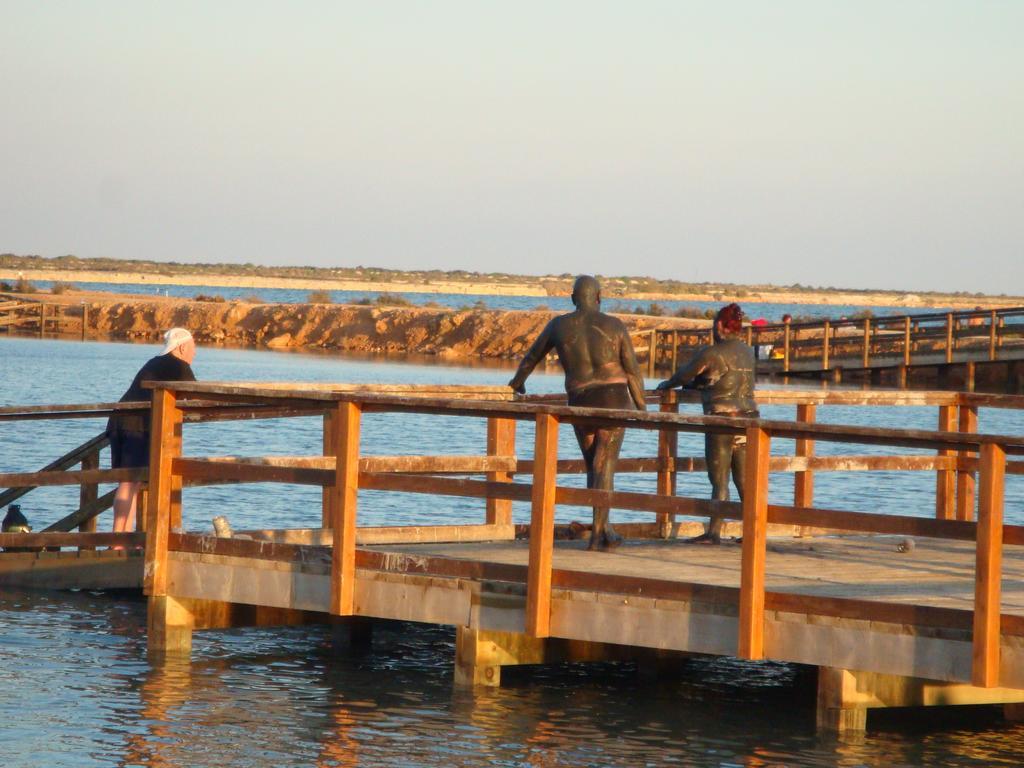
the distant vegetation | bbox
[193,293,226,303]
[0,252,1009,300]
[308,290,333,304]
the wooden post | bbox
[862,318,871,368]
[946,313,955,363]
[486,416,516,527]
[647,330,657,377]
[935,405,957,520]
[38,303,45,337]
[783,320,791,372]
[77,450,99,548]
[972,442,1005,687]
[330,400,362,616]
[670,329,678,373]
[821,321,830,371]
[989,311,998,361]
[817,668,868,732]
[656,389,679,538]
[322,410,337,527]
[148,595,194,655]
[143,388,181,597]
[526,413,559,638]
[794,404,815,517]
[903,316,912,366]
[956,406,978,521]
[738,427,770,660]
[81,305,88,341]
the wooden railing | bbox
[132,382,1024,689]
[0,295,91,339]
[632,305,1024,377]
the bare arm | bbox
[619,332,647,410]
[508,320,556,394]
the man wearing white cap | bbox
[106,328,197,537]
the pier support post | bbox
[817,668,867,733]
[454,627,677,688]
[455,627,515,686]
[147,595,194,656]
[817,667,1024,733]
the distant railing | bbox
[0,295,92,339]
[122,381,1024,689]
[629,305,1024,377]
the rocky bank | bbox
[80,298,706,359]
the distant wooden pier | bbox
[637,306,1024,393]
[4,384,1024,731]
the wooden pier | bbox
[0,295,91,339]
[4,384,1024,731]
[638,306,1024,393]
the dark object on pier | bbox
[2,504,36,552]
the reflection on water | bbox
[4,337,1024,766]
[3,588,1024,767]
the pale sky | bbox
[1,2,1021,293]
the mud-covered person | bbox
[656,303,758,544]
[508,275,646,551]
[106,328,197,540]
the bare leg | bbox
[113,481,141,542]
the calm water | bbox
[3,336,1024,767]
[30,277,953,323]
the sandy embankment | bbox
[5,268,1020,309]
[3,268,549,297]
[75,297,707,359]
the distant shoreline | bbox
[3,266,1020,310]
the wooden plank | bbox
[794,404,816,511]
[767,504,978,540]
[0,431,109,508]
[0,531,143,548]
[235,523,515,546]
[957,406,979,521]
[526,413,559,638]
[657,390,680,535]
[486,416,516,526]
[175,458,330,486]
[322,410,337,527]
[360,471,532,502]
[154,383,1024,454]
[78,451,99,543]
[738,427,771,660]
[973,442,1006,687]
[0,467,143,488]
[330,401,361,616]
[862,318,871,368]
[822,321,831,369]
[42,489,117,533]
[936,405,957,520]
[143,388,179,597]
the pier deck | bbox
[6,382,1024,731]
